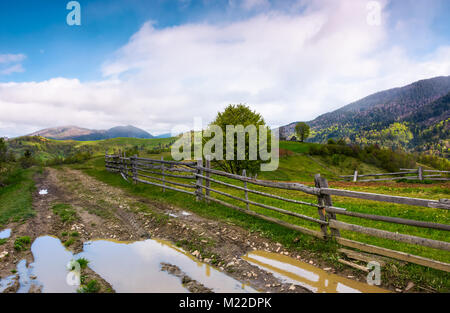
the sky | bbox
[0,0,449,137]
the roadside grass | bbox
[0,164,38,227]
[76,257,89,269]
[73,157,450,291]
[14,236,31,251]
[78,279,100,293]
[51,203,78,224]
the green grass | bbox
[14,236,31,251]
[51,203,78,223]
[64,237,76,247]
[7,136,175,162]
[78,279,100,293]
[76,257,89,269]
[0,238,7,245]
[74,156,450,291]
[261,141,385,182]
[0,164,37,227]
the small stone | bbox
[309,260,314,264]
[324,267,332,271]
[395,288,402,292]
[289,285,296,290]
[0,251,8,259]
[192,250,200,257]
[47,215,51,219]
[405,282,415,292]
[226,262,235,267]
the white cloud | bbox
[0,53,26,77]
[0,0,449,138]
[0,53,26,64]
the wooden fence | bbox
[105,152,450,272]
[340,166,450,182]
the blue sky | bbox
[0,0,449,137]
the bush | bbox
[308,143,416,172]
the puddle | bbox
[38,189,48,195]
[78,239,256,293]
[0,228,11,239]
[242,250,389,293]
[0,273,15,292]
[1,236,256,293]
[29,236,78,292]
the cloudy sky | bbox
[0,0,449,137]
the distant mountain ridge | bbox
[279,76,450,156]
[28,125,154,141]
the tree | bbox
[295,122,310,142]
[203,104,269,175]
[0,138,7,163]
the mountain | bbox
[154,133,172,139]
[279,76,450,156]
[28,125,154,141]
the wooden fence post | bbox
[315,174,340,238]
[418,166,423,181]
[353,170,358,182]
[205,156,211,203]
[243,169,249,210]
[131,155,137,184]
[196,159,203,201]
[161,156,166,192]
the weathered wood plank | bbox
[338,248,387,266]
[324,206,450,231]
[135,177,196,196]
[337,258,369,272]
[203,185,327,225]
[137,173,195,189]
[195,173,319,208]
[336,237,450,272]
[198,166,320,195]
[320,188,443,208]
[330,220,450,251]
[204,195,325,239]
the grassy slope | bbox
[0,164,38,227]
[7,136,175,162]
[74,156,450,291]
[260,141,385,182]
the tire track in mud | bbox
[47,168,314,293]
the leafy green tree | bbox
[204,104,269,175]
[19,149,35,169]
[295,122,310,142]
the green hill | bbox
[6,136,175,162]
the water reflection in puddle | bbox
[243,250,389,293]
[1,236,255,293]
[79,239,256,293]
[30,236,78,293]
[0,228,11,239]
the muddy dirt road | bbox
[0,167,375,293]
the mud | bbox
[0,167,394,293]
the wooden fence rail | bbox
[105,152,450,272]
[340,166,450,182]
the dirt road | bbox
[0,167,357,293]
